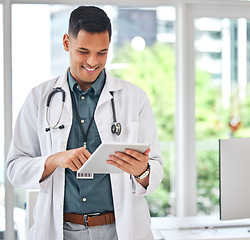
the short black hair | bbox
[68,6,112,40]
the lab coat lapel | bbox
[94,69,123,143]
[96,69,123,109]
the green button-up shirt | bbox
[64,69,114,215]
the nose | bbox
[86,54,98,67]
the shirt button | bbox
[57,204,60,209]
[83,198,87,202]
[81,96,85,100]
[81,119,85,124]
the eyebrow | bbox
[78,47,108,52]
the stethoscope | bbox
[45,87,122,136]
[45,87,65,132]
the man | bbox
[6,6,163,240]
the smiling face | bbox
[63,30,110,91]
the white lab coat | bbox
[6,68,163,240]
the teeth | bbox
[84,67,96,72]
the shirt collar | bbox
[67,69,106,96]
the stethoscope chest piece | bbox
[110,91,122,136]
[111,122,121,136]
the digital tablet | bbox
[76,142,150,177]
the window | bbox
[195,17,250,215]
[12,4,52,120]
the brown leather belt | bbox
[64,211,115,227]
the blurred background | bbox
[2,0,250,239]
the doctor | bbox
[6,6,163,240]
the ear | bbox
[63,34,70,52]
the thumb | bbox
[144,147,150,156]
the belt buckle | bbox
[83,214,88,227]
[83,213,100,227]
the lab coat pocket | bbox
[29,191,50,239]
[120,121,139,142]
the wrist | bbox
[134,163,150,180]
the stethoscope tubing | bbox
[45,87,121,135]
[46,102,65,130]
[45,87,65,131]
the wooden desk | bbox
[151,216,250,240]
